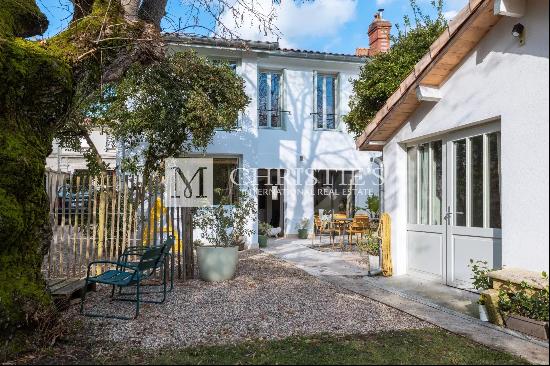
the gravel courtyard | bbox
[68,250,431,350]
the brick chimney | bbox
[364,9,392,56]
[355,10,392,57]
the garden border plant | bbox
[258,222,273,248]
[296,218,310,239]
[469,259,492,322]
[497,272,549,340]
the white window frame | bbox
[452,131,501,229]
[258,69,285,129]
[313,72,341,131]
[407,140,444,226]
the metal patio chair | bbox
[80,236,174,319]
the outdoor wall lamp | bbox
[512,23,525,45]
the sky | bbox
[36,0,468,55]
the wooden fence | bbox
[43,170,194,280]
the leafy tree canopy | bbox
[106,51,249,175]
[344,0,447,137]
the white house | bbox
[46,130,118,172]
[164,32,384,246]
[356,0,549,287]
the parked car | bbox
[56,185,91,225]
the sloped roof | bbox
[164,33,366,63]
[356,0,503,151]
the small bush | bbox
[498,272,549,322]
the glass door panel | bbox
[431,141,443,225]
[470,135,484,227]
[454,139,467,227]
[419,144,430,225]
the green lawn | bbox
[100,328,526,365]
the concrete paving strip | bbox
[264,239,550,365]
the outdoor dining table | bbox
[330,217,353,248]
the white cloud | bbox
[443,10,458,20]
[217,0,357,48]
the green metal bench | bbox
[117,237,175,295]
[80,236,174,319]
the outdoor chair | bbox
[117,237,175,294]
[80,236,174,319]
[348,215,371,245]
[313,215,335,245]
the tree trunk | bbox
[121,0,141,22]
[0,1,73,356]
[139,0,167,28]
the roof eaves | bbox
[356,0,500,151]
[165,33,366,63]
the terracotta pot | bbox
[504,313,549,340]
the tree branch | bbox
[71,0,94,22]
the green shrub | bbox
[498,272,549,322]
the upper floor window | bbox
[314,73,339,130]
[258,70,284,129]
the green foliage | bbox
[258,221,273,236]
[194,190,257,248]
[295,218,310,231]
[498,273,549,322]
[96,50,250,176]
[344,0,447,136]
[357,234,380,256]
[366,195,380,217]
[0,0,47,37]
[468,259,492,292]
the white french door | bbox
[406,121,502,288]
[444,123,502,288]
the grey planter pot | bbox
[505,314,549,340]
[197,246,239,282]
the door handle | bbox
[444,209,464,221]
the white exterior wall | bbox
[384,0,549,275]
[46,130,117,172]
[167,44,381,247]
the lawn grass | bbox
[135,328,527,365]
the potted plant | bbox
[193,190,256,282]
[469,259,492,322]
[357,235,380,272]
[296,218,310,239]
[498,272,549,340]
[366,194,380,220]
[258,222,272,248]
